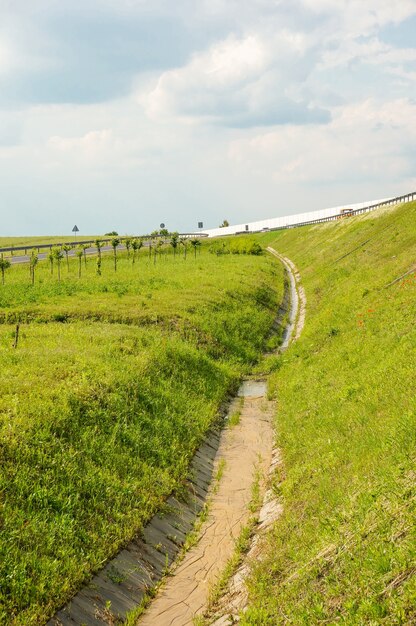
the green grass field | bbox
[0,242,283,624]
[241,202,416,624]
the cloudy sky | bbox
[0,0,415,235]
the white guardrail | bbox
[200,191,416,238]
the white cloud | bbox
[140,30,328,126]
[319,36,416,76]
[141,35,269,120]
[300,0,416,33]
[48,129,115,158]
[0,39,14,75]
[228,98,416,186]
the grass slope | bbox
[241,202,416,624]
[0,245,283,624]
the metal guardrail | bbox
[0,237,122,256]
[0,233,208,256]
[249,191,416,234]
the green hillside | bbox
[0,245,282,624]
[242,202,416,624]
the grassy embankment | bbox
[241,202,416,624]
[0,241,283,624]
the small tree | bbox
[81,243,89,268]
[124,237,132,258]
[95,239,104,262]
[170,232,179,259]
[190,238,201,259]
[219,219,229,228]
[29,249,38,285]
[62,244,72,271]
[52,247,64,282]
[131,238,143,264]
[153,238,158,265]
[48,249,54,275]
[96,256,102,276]
[111,237,120,272]
[155,239,164,265]
[76,246,83,278]
[180,238,188,260]
[0,257,11,285]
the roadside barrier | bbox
[250,191,416,233]
[0,233,208,257]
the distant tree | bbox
[76,246,83,278]
[111,237,120,271]
[52,247,64,282]
[105,231,118,236]
[62,244,72,271]
[124,237,132,258]
[0,257,11,285]
[190,238,201,259]
[170,232,179,259]
[29,249,38,285]
[159,228,169,237]
[219,220,229,228]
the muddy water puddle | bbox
[237,379,267,398]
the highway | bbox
[6,244,128,265]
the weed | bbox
[228,400,243,428]
[107,566,125,585]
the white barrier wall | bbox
[200,197,393,238]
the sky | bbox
[0,0,415,235]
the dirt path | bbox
[138,391,274,626]
[207,249,306,625]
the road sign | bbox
[72,225,79,232]
[160,223,165,229]
[198,222,203,229]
